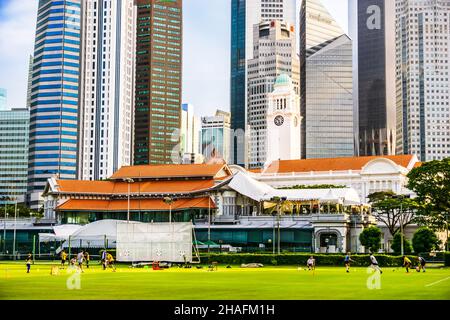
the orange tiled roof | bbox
[57,180,116,194]
[56,197,216,211]
[56,179,218,195]
[262,155,416,174]
[109,163,231,180]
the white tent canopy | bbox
[61,220,142,249]
[39,224,82,242]
[228,172,362,205]
[228,172,275,202]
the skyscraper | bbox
[247,20,300,168]
[304,34,355,159]
[230,0,297,167]
[0,108,29,205]
[134,0,182,165]
[78,0,136,180]
[201,110,231,164]
[181,103,200,155]
[349,0,396,157]
[28,0,82,209]
[396,0,450,161]
[299,0,346,158]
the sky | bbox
[0,0,348,117]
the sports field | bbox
[0,262,449,300]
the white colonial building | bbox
[39,155,425,254]
[249,154,420,203]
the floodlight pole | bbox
[123,178,134,223]
[393,194,410,256]
[12,200,17,260]
[164,196,175,225]
[272,215,275,255]
[277,206,281,255]
[208,195,211,254]
[446,213,449,252]
[400,199,404,256]
[128,181,130,223]
[3,202,6,254]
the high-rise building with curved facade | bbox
[27,0,82,209]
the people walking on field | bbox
[101,250,107,270]
[60,250,67,268]
[403,256,412,273]
[25,253,32,273]
[369,253,382,274]
[84,250,90,268]
[417,256,427,272]
[344,252,354,273]
[307,256,315,271]
[107,252,116,271]
[77,250,85,272]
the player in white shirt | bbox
[307,256,315,271]
[369,254,382,274]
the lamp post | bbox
[163,196,175,224]
[123,178,134,223]
[393,194,410,256]
[445,213,449,252]
[12,200,17,260]
[3,201,7,254]
[271,196,287,255]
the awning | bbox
[228,172,362,205]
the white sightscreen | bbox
[116,222,193,263]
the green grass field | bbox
[0,261,449,300]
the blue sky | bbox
[0,0,348,116]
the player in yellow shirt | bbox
[60,250,68,268]
[403,256,412,273]
[107,253,116,272]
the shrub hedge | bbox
[201,253,419,267]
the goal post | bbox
[116,221,193,263]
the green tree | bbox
[412,227,441,253]
[390,232,412,255]
[1,202,43,219]
[407,158,450,231]
[368,191,417,237]
[359,226,382,253]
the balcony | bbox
[310,213,350,223]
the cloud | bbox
[0,0,38,109]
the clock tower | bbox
[266,74,301,164]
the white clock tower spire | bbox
[266,74,301,164]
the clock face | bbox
[274,115,284,127]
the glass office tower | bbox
[0,109,29,205]
[305,35,355,159]
[28,0,82,209]
[349,0,396,156]
[134,0,182,165]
